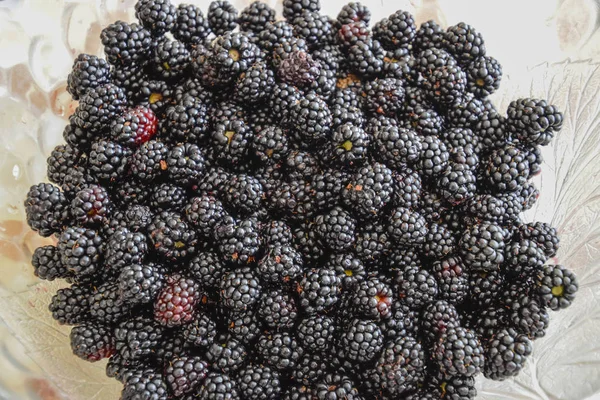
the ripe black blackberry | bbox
[372,125,422,169]
[184,196,226,238]
[164,355,208,397]
[100,21,153,66]
[269,82,302,123]
[466,55,502,98]
[49,284,91,325]
[395,265,438,309]
[112,179,152,206]
[437,162,477,205]
[210,32,262,81]
[261,220,293,246]
[252,126,290,164]
[238,364,281,400]
[476,111,508,152]
[121,369,168,400]
[32,245,70,281]
[117,263,164,305]
[422,63,468,105]
[484,328,533,381]
[339,319,384,363]
[362,78,405,117]
[465,304,508,339]
[347,38,386,78]
[387,206,428,245]
[148,211,198,261]
[292,11,333,48]
[149,182,187,212]
[223,174,264,216]
[135,0,176,35]
[444,22,486,66]
[279,50,321,87]
[88,139,131,182]
[522,145,543,177]
[89,282,131,324]
[288,91,332,145]
[258,20,295,53]
[62,117,95,149]
[165,143,206,187]
[464,194,506,224]
[516,221,560,258]
[24,183,69,237]
[114,316,164,360]
[257,331,303,371]
[207,0,238,35]
[70,322,115,362]
[234,62,276,105]
[315,374,361,399]
[417,135,450,177]
[460,222,505,270]
[286,150,321,181]
[238,2,275,34]
[421,300,460,343]
[154,274,201,327]
[257,244,303,284]
[342,162,394,219]
[227,309,262,344]
[283,384,315,400]
[315,206,357,251]
[450,145,480,171]
[537,264,578,311]
[388,246,420,271]
[434,326,484,377]
[173,3,211,46]
[258,289,298,329]
[152,38,190,81]
[446,94,486,128]
[67,54,111,100]
[484,145,530,192]
[267,179,317,222]
[215,217,262,264]
[220,267,262,311]
[57,226,104,277]
[373,335,425,396]
[198,372,240,399]
[373,10,416,50]
[297,315,336,353]
[351,278,393,320]
[403,105,445,136]
[507,98,564,147]
[210,119,251,168]
[504,239,547,279]
[104,227,148,278]
[160,95,210,144]
[426,371,478,400]
[354,222,391,267]
[413,20,444,52]
[433,256,470,305]
[110,106,158,149]
[423,223,455,259]
[505,290,550,339]
[298,267,342,313]
[326,123,369,167]
[71,185,111,226]
[337,2,371,25]
[468,270,504,308]
[206,334,248,373]
[182,312,217,348]
[283,0,320,20]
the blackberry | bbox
[161,95,210,143]
[266,179,317,221]
[165,356,208,397]
[423,223,456,259]
[292,223,326,265]
[149,182,186,211]
[495,192,524,222]
[315,374,361,399]
[258,21,295,53]
[185,196,226,238]
[206,334,247,373]
[288,91,332,145]
[484,328,533,381]
[223,174,264,216]
[173,3,211,46]
[315,206,357,250]
[262,220,293,246]
[337,21,371,51]
[325,124,368,167]
[257,331,303,371]
[506,291,549,338]
[227,309,262,344]
[484,145,530,192]
[395,265,438,309]
[419,191,448,223]
[504,239,547,279]
[354,222,391,267]
[121,369,168,400]
[149,211,198,261]
[100,21,153,66]
[466,55,502,97]
[234,62,276,105]
[444,22,486,66]
[152,38,191,80]
[297,315,336,352]
[372,125,422,169]
[105,353,142,383]
[252,126,290,163]
[238,365,281,400]
[239,2,275,34]
[89,282,131,324]
[183,312,218,348]
[155,332,187,365]
[422,63,467,105]
[111,65,145,99]
[215,217,262,264]
[327,253,365,290]
[347,38,385,78]
[114,316,164,360]
[195,167,230,198]
[373,10,416,50]
[210,32,262,82]
[388,246,422,270]
[269,82,302,122]
[340,319,384,363]
[440,127,479,151]
[373,335,425,396]
[67,54,111,100]
[413,20,444,52]
[207,1,239,35]
[446,94,486,129]
[403,105,445,136]
[298,268,342,313]
[278,50,321,87]
[154,274,201,327]
[292,351,332,385]
[45,144,81,187]
[351,278,393,320]
[362,77,405,117]
[292,11,333,48]
[198,372,240,400]
[465,305,508,339]
[437,162,477,205]
[57,227,104,277]
[342,162,394,219]
[258,289,298,329]
[537,264,578,310]
[387,206,427,245]
[111,106,158,148]
[113,179,152,206]
[62,117,95,149]
[49,284,91,325]
[286,150,321,181]
[390,169,420,210]
[135,0,176,35]
[282,0,320,20]
[506,98,563,146]
[257,245,303,284]
[417,135,450,177]
[476,111,508,152]
[104,227,148,276]
[337,2,371,25]
[468,270,504,308]
[70,322,114,362]
[427,371,477,400]
[521,145,543,177]
[117,263,164,305]
[24,183,69,237]
[516,222,560,258]
[421,300,460,343]
[432,256,469,304]
[88,139,131,182]
[130,140,169,182]
[165,143,206,187]
[283,385,315,400]
[220,267,262,311]
[434,327,484,377]
[459,222,505,270]
[32,245,70,281]
[210,119,251,168]
[71,185,111,226]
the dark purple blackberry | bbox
[89,282,130,324]
[206,334,247,373]
[220,267,262,311]
[57,226,103,277]
[464,304,508,339]
[149,182,186,212]
[269,82,302,123]
[484,145,530,192]
[88,139,131,182]
[468,270,504,308]
[135,0,176,35]
[261,221,293,246]
[437,162,477,205]
[347,38,385,78]
[373,10,416,49]
[315,374,360,399]
[537,264,578,311]
[494,191,524,223]
[326,253,364,290]
[372,125,421,169]
[252,126,290,163]
[460,222,505,270]
[288,91,332,145]
[227,309,262,344]
[258,20,294,53]
[286,150,321,181]
[342,162,394,219]
[161,95,210,143]
[516,222,560,258]
[484,328,533,381]
[292,351,332,385]
[152,38,190,80]
[210,32,262,83]
[71,185,111,226]
[361,77,405,117]
[444,22,486,66]
[194,167,229,198]
[215,217,262,264]
[432,256,469,305]
[149,211,198,261]
[373,335,425,396]
[117,263,164,305]
[475,111,508,152]
[236,64,276,105]
[464,194,506,224]
[422,63,467,105]
[403,105,445,136]
[351,278,393,320]
[121,369,168,400]
[298,268,342,314]
[49,284,91,325]
[354,222,391,267]
[223,174,264,216]
[165,143,206,187]
[257,331,303,371]
[337,2,371,25]
[111,64,146,99]
[130,140,169,182]
[210,119,251,168]
[207,0,239,35]
[466,55,502,97]
[419,191,447,223]
[297,315,336,353]
[326,123,369,167]
[505,290,549,339]
[74,83,128,135]
[339,319,384,363]
[62,117,95,149]
[413,20,444,52]
[440,127,480,151]
[112,179,151,206]
[238,2,275,34]
[165,356,208,397]
[105,353,143,383]
[434,327,484,377]
[283,385,315,400]
[308,169,346,211]
[278,50,321,87]
[292,11,333,48]
[446,94,486,129]
[198,372,240,400]
[70,322,115,362]
[504,239,547,279]
[154,274,201,327]
[395,265,438,309]
[421,300,460,344]
[114,316,163,360]
[272,36,309,68]
[267,180,317,222]
[506,98,563,146]
[282,0,320,20]
[24,183,69,237]
[238,365,281,400]
[67,54,111,101]
[257,245,303,284]
[184,196,226,239]
[337,21,370,52]
[100,21,153,66]
[258,289,298,329]
[427,371,478,400]
[417,135,450,177]
[387,206,427,246]
[173,3,211,46]
[423,223,456,259]
[104,227,148,277]
[387,247,421,272]
[182,312,217,348]
[391,167,422,209]
[315,206,356,251]
[32,245,70,281]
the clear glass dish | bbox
[1,0,599,399]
